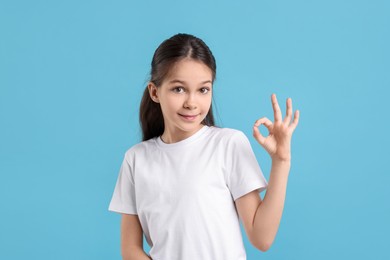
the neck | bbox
[160,124,205,144]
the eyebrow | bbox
[168,79,212,85]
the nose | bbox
[184,94,197,109]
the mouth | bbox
[178,113,199,121]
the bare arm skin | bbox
[235,94,300,251]
[121,214,152,260]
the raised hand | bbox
[253,94,300,162]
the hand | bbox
[253,94,300,162]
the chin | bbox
[176,122,203,131]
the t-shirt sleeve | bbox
[226,131,268,201]
[108,152,137,214]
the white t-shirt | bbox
[108,125,268,260]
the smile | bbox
[178,114,199,121]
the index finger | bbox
[271,94,282,122]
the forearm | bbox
[123,246,152,260]
[252,159,290,250]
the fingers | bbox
[253,126,266,145]
[253,117,273,145]
[290,110,300,131]
[283,96,299,131]
[280,96,299,131]
[265,94,300,134]
[271,94,282,122]
[254,117,273,130]
[283,98,293,125]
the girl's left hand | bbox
[253,94,300,162]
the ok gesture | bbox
[253,94,300,162]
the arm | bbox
[235,160,290,252]
[123,247,152,260]
[122,248,152,260]
[251,159,290,251]
[121,214,152,260]
[236,94,299,252]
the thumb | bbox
[253,117,273,145]
[253,126,266,145]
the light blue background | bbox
[1,0,389,259]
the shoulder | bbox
[208,126,249,143]
[123,138,157,161]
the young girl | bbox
[108,33,300,260]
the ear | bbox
[147,82,160,103]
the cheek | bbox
[204,96,212,109]
[162,96,181,112]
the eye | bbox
[200,87,211,94]
[172,86,185,93]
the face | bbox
[148,58,213,142]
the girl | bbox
[108,33,300,260]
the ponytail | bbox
[139,87,164,141]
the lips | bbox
[179,113,199,120]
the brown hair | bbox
[139,33,217,141]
